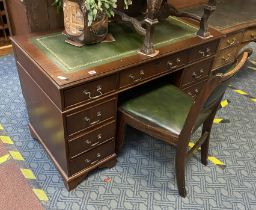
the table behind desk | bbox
[185,0,256,70]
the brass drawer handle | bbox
[167,58,181,69]
[91,141,100,147]
[84,111,102,126]
[83,85,103,99]
[85,134,102,146]
[251,33,256,39]
[192,72,202,80]
[85,159,98,165]
[85,139,92,145]
[129,70,144,83]
[85,153,101,165]
[222,53,231,62]
[198,48,211,57]
[84,139,100,147]
[227,38,237,46]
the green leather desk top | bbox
[31,17,198,73]
[185,0,256,31]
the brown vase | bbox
[63,0,108,46]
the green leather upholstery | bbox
[31,17,197,73]
[120,85,212,135]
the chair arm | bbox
[221,48,253,78]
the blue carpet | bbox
[0,45,256,209]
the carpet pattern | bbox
[0,44,255,209]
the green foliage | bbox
[53,0,63,12]
[54,0,133,25]
[85,0,117,26]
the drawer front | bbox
[212,46,238,70]
[189,41,218,62]
[242,28,256,42]
[183,81,206,100]
[119,61,164,89]
[163,50,189,71]
[64,74,118,108]
[69,122,116,158]
[119,50,189,89]
[219,32,243,50]
[69,140,115,175]
[181,58,213,87]
[66,98,116,136]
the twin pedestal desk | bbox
[11,7,256,190]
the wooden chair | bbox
[116,48,252,197]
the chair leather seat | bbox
[120,85,212,135]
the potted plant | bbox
[54,0,133,46]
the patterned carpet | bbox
[0,44,255,210]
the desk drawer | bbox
[212,46,237,69]
[66,98,116,136]
[64,74,118,108]
[163,50,188,71]
[69,122,116,158]
[242,28,256,42]
[119,61,164,89]
[181,58,213,87]
[219,32,243,50]
[183,81,206,100]
[189,41,218,62]
[69,140,115,175]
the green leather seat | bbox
[120,85,212,136]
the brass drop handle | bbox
[90,134,102,147]
[83,85,103,99]
[192,69,204,79]
[85,139,92,145]
[167,58,181,69]
[85,153,101,165]
[227,38,237,46]
[129,70,145,83]
[222,53,231,62]
[199,48,211,57]
[84,111,102,126]
[251,33,256,39]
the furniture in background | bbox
[185,0,256,71]
[0,0,12,55]
[117,49,252,197]
[171,0,207,9]
[5,0,63,35]
[11,18,222,190]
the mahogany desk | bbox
[10,5,256,189]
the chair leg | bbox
[201,129,210,166]
[175,151,187,197]
[116,112,126,153]
[201,106,219,165]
